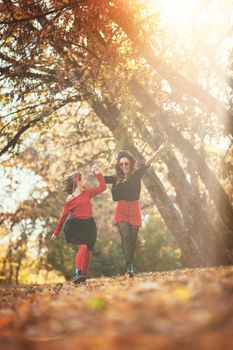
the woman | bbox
[104,145,165,277]
[51,164,106,284]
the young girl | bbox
[51,164,106,284]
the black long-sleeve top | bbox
[104,163,149,201]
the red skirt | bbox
[114,200,142,226]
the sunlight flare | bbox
[159,0,198,25]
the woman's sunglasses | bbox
[119,161,130,167]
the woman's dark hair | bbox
[63,172,81,194]
[115,150,136,179]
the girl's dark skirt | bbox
[64,217,97,250]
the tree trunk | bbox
[128,78,233,252]
[134,116,231,265]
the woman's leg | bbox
[129,225,139,262]
[116,221,133,266]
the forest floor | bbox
[0,267,233,350]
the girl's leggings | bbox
[75,244,92,274]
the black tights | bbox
[116,221,139,265]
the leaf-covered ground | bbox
[0,267,233,350]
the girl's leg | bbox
[75,244,87,270]
[116,221,133,266]
[81,248,92,274]
[79,217,95,274]
[73,244,88,284]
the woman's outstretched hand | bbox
[51,234,56,240]
[145,141,167,167]
[91,164,100,174]
[155,141,167,153]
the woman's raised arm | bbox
[144,142,167,167]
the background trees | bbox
[0,0,232,283]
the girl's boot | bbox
[73,268,86,284]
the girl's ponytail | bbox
[63,172,81,194]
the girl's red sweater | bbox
[53,173,106,237]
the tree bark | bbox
[128,78,233,247]
[134,117,231,265]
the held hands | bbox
[91,164,100,174]
[51,234,56,240]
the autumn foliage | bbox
[0,267,233,350]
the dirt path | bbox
[0,267,233,350]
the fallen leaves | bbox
[0,267,233,350]
[89,296,107,311]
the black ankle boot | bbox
[72,269,86,284]
[126,263,134,278]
